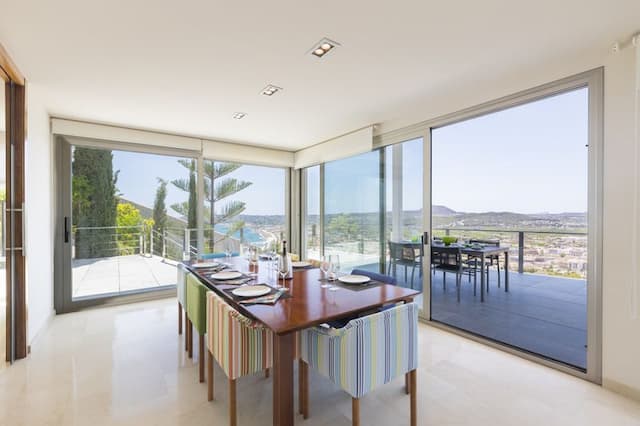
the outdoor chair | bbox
[432,246,476,302]
[387,241,423,288]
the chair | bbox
[387,241,423,288]
[206,290,273,426]
[431,246,476,302]
[468,239,502,291]
[300,302,419,426]
[186,272,209,382]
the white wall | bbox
[600,47,640,400]
[25,83,54,344]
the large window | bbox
[430,87,589,370]
[303,137,425,293]
[324,151,381,271]
[303,165,320,260]
[70,146,195,299]
[201,161,286,256]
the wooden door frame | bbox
[1,41,27,362]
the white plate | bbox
[291,261,312,268]
[232,285,272,298]
[211,271,243,280]
[192,262,220,268]
[337,274,371,285]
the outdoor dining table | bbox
[186,258,420,426]
[431,243,510,302]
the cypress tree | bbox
[72,147,118,258]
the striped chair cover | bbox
[177,263,187,307]
[300,302,419,399]
[206,290,273,380]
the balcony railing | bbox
[433,227,587,277]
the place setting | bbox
[223,284,291,305]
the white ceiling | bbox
[1,1,639,150]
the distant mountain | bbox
[432,205,457,216]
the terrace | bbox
[358,262,586,369]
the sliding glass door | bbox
[56,138,198,312]
[428,70,603,380]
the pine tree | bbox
[72,147,118,258]
[170,159,251,252]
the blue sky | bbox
[432,87,588,213]
[111,87,587,218]
[112,153,285,217]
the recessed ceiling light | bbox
[261,84,282,96]
[309,37,340,58]
[232,112,246,119]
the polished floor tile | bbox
[0,298,639,425]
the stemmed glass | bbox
[224,240,233,260]
[320,255,332,288]
[328,255,341,291]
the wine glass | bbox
[328,255,341,291]
[224,240,233,260]
[320,255,331,288]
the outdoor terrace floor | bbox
[72,254,177,299]
[358,263,587,370]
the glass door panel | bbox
[430,87,589,370]
[324,151,381,271]
[384,138,425,306]
[68,144,195,302]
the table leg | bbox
[273,332,295,426]
[480,254,486,302]
[504,250,509,292]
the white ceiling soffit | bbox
[52,118,295,167]
[294,126,373,169]
[51,118,202,151]
[202,139,294,168]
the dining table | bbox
[431,242,510,302]
[186,257,421,426]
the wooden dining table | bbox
[186,258,421,426]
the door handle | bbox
[423,231,429,245]
[64,217,70,243]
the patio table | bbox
[432,243,510,302]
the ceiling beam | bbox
[0,42,25,85]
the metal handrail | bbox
[433,227,587,274]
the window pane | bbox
[430,87,588,369]
[72,147,193,299]
[324,151,381,271]
[202,161,286,256]
[304,165,320,260]
[384,138,424,299]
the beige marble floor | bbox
[1,298,639,426]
